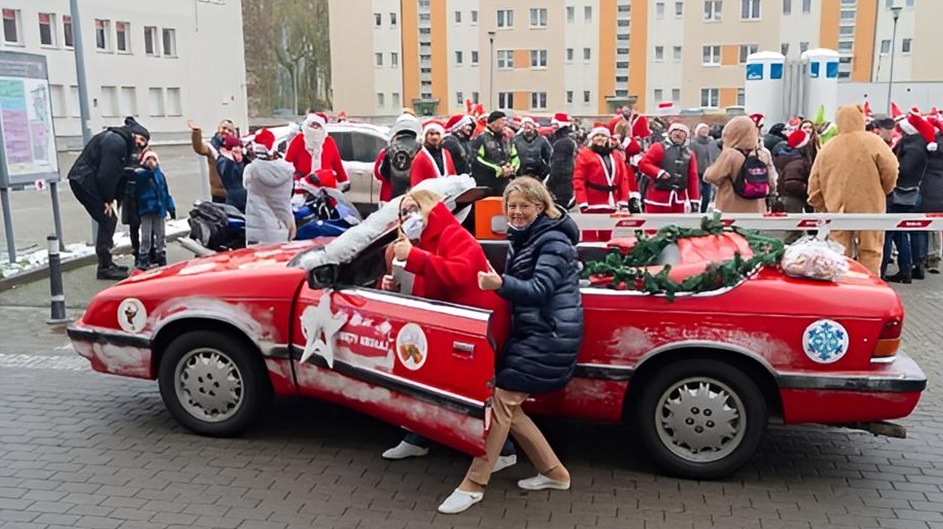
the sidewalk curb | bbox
[0,229,190,293]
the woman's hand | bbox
[288,223,297,241]
[393,238,413,261]
[478,270,503,291]
[380,274,398,291]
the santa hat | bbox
[694,122,710,135]
[520,116,536,126]
[902,108,938,151]
[589,123,611,138]
[787,129,810,150]
[422,119,446,137]
[667,122,690,136]
[749,113,765,128]
[445,114,474,132]
[304,112,327,127]
[928,115,943,135]
[337,111,347,121]
[787,116,802,130]
[140,149,159,165]
[863,101,873,120]
[222,134,242,150]
[631,114,651,138]
[253,128,275,153]
[551,112,571,127]
[891,102,904,122]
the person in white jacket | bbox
[244,128,296,245]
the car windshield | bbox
[289,175,477,271]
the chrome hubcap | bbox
[655,376,745,463]
[175,348,243,423]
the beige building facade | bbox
[330,0,943,118]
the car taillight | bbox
[873,317,902,361]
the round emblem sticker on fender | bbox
[117,298,147,334]
[396,323,428,371]
[802,319,849,364]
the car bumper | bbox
[67,324,154,380]
[778,351,927,424]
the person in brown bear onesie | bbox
[807,105,899,275]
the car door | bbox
[291,281,497,457]
[347,131,388,208]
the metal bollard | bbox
[47,234,69,325]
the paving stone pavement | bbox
[0,275,941,529]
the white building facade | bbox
[0,0,248,149]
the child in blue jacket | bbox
[134,150,176,269]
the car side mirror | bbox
[308,263,338,289]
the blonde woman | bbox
[438,176,584,514]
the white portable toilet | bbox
[801,48,840,121]
[744,51,786,125]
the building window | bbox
[456,91,464,105]
[392,92,401,108]
[840,10,855,20]
[63,15,73,47]
[584,47,591,61]
[739,44,758,63]
[737,88,745,105]
[617,19,630,27]
[583,90,591,103]
[616,61,629,68]
[69,86,80,117]
[902,38,912,54]
[94,19,110,50]
[498,92,513,109]
[497,9,514,28]
[497,50,514,69]
[566,6,575,23]
[654,89,664,102]
[144,26,158,56]
[375,52,383,66]
[783,0,791,14]
[676,2,684,16]
[100,86,118,117]
[880,39,890,54]
[704,0,722,21]
[656,2,666,18]
[38,13,56,47]
[390,12,398,26]
[162,28,176,57]
[391,52,399,67]
[838,41,853,52]
[2,9,21,44]
[701,88,719,107]
[167,87,182,116]
[471,10,478,23]
[800,41,809,53]
[419,13,431,23]
[530,8,548,27]
[741,0,761,19]
[781,42,790,56]
[530,49,547,68]
[374,13,381,26]
[584,6,593,21]
[803,0,812,12]
[672,88,681,102]
[839,26,854,36]
[617,47,629,56]
[566,91,573,104]
[116,22,130,52]
[616,75,629,83]
[50,85,66,117]
[566,48,574,62]
[702,45,720,65]
[455,10,461,23]
[471,91,479,103]
[119,86,137,116]
[655,46,665,62]
[531,92,547,110]
[455,51,463,64]
[377,93,385,108]
[673,46,682,61]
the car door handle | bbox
[453,341,475,357]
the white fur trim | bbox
[551,117,571,127]
[929,142,939,152]
[423,122,445,137]
[668,123,690,136]
[590,127,611,138]
[304,113,326,127]
[520,116,536,126]
[899,119,918,136]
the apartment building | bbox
[330,0,942,117]
[0,0,247,147]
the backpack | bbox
[187,202,230,251]
[734,148,771,199]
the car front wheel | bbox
[158,330,271,437]
[636,359,768,480]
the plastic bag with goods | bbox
[781,235,848,282]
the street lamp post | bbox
[488,31,496,110]
[887,5,903,114]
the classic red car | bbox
[68,176,926,480]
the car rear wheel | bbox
[158,330,271,437]
[636,359,767,480]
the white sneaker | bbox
[437,489,484,514]
[381,441,429,460]
[491,454,517,474]
[517,474,571,491]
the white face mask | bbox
[402,212,424,241]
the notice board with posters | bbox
[0,51,59,189]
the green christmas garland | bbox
[582,217,785,301]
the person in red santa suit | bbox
[637,122,700,213]
[573,125,641,241]
[284,112,349,192]
[410,120,457,187]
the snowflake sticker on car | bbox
[802,319,849,364]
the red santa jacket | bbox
[403,202,511,350]
[373,148,392,203]
[410,146,456,187]
[638,141,701,208]
[573,147,638,211]
[284,133,349,188]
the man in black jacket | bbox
[68,116,150,280]
[546,113,578,210]
[471,111,519,195]
[442,114,475,175]
[513,117,552,180]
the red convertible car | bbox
[68,176,926,480]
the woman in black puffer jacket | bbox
[438,176,583,515]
